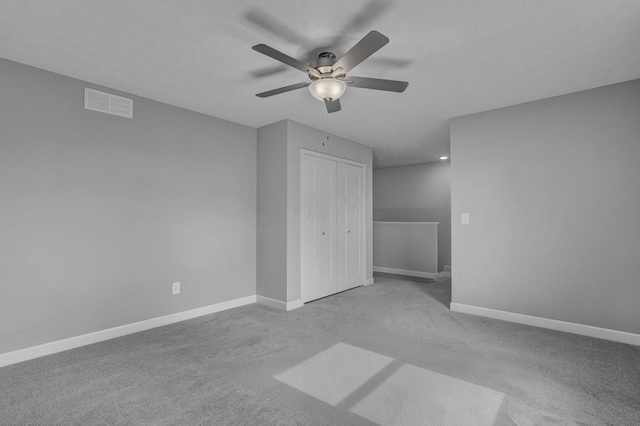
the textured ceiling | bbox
[1,1,639,167]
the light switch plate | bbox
[172,282,180,295]
[461,213,470,225]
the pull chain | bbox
[322,105,329,147]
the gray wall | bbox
[256,121,288,301]
[0,58,257,354]
[450,79,640,334]
[373,222,439,274]
[373,161,451,271]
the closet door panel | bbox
[301,154,337,302]
[337,162,365,292]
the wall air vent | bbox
[84,87,133,119]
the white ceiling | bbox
[1,1,639,168]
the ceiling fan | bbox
[252,31,408,113]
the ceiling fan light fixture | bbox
[308,78,347,102]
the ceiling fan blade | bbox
[333,31,389,74]
[325,99,341,113]
[256,82,310,98]
[252,44,320,77]
[345,76,408,92]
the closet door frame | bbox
[300,149,367,303]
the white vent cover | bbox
[84,87,133,119]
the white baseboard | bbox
[286,299,304,311]
[364,278,375,286]
[257,295,304,311]
[256,295,285,310]
[373,266,437,280]
[0,295,257,368]
[450,303,640,347]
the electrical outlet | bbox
[461,213,470,225]
[172,282,180,295]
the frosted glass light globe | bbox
[309,78,347,102]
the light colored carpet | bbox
[1,274,639,425]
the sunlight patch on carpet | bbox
[350,363,505,426]
[274,342,394,406]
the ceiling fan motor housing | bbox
[309,52,342,79]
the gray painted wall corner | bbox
[373,161,451,271]
[0,58,258,354]
[450,79,640,335]
[256,121,288,302]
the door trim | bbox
[300,149,367,303]
[300,149,366,168]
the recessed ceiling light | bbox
[439,156,449,160]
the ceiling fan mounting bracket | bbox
[310,52,338,76]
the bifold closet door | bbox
[336,162,365,292]
[301,154,337,302]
